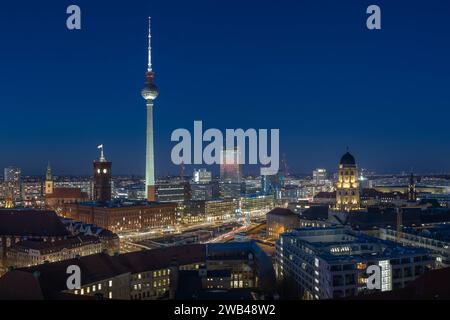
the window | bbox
[109,280,113,287]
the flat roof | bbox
[281,227,430,263]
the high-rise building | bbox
[335,151,360,211]
[191,183,214,201]
[156,181,191,203]
[220,148,242,183]
[3,166,21,202]
[4,167,21,183]
[193,169,212,184]
[93,145,112,203]
[313,168,327,185]
[141,17,159,202]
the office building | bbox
[313,168,327,185]
[156,181,191,203]
[182,198,237,224]
[191,183,215,201]
[276,227,433,299]
[62,200,177,233]
[266,208,299,239]
[193,169,212,184]
[379,225,450,268]
[240,195,275,219]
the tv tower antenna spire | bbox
[147,17,152,72]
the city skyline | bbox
[1,0,450,176]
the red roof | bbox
[46,188,88,199]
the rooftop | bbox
[395,223,450,243]
[74,199,174,208]
[0,210,70,237]
[46,188,88,199]
[9,235,100,254]
[281,227,430,262]
[267,208,297,217]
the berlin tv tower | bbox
[141,17,159,201]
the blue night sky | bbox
[0,0,450,176]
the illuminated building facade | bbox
[240,195,275,219]
[62,200,177,233]
[0,241,276,300]
[6,235,103,268]
[182,198,237,224]
[3,166,21,202]
[276,227,433,300]
[313,168,327,185]
[266,208,299,239]
[0,210,70,274]
[156,181,191,203]
[21,179,45,207]
[193,169,212,184]
[335,152,360,211]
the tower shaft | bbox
[146,101,155,201]
[141,17,159,202]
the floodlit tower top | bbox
[98,144,106,162]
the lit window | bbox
[109,280,113,287]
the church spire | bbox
[46,161,52,181]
